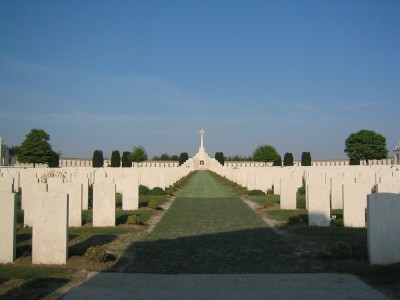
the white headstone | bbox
[0,191,17,263]
[32,192,68,264]
[368,193,400,265]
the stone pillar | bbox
[0,191,17,263]
[32,192,68,265]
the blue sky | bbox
[0,1,399,160]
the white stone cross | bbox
[199,129,205,149]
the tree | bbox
[301,152,312,166]
[171,154,179,161]
[129,146,148,163]
[121,151,132,167]
[17,129,54,167]
[273,155,282,166]
[344,130,388,164]
[252,145,280,163]
[92,150,104,168]
[47,151,60,168]
[179,152,189,166]
[110,150,121,167]
[283,152,294,166]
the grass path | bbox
[117,171,317,273]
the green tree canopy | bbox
[301,152,312,166]
[252,145,280,163]
[283,152,294,166]
[121,151,132,167]
[129,146,148,163]
[92,150,104,168]
[17,129,54,167]
[344,130,388,164]
[110,150,121,167]
[273,155,282,166]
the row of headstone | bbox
[210,165,400,265]
[0,165,191,265]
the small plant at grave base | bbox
[148,199,159,209]
[248,189,266,196]
[150,187,167,195]
[139,185,150,195]
[127,214,141,225]
[331,241,353,259]
[267,185,274,195]
[288,215,303,225]
[83,245,108,262]
[264,202,274,208]
[83,210,92,224]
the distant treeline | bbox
[152,153,179,161]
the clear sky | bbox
[0,1,399,160]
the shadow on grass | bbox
[0,277,69,300]
[111,227,311,274]
[69,235,117,257]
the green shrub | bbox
[139,185,150,195]
[248,189,266,196]
[297,179,306,195]
[82,210,92,225]
[83,245,107,262]
[288,215,302,225]
[267,185,274,195]
[331,241,353,259]
[148,199,159,209]
[297,185,306,196]
[127,214,140,225]
[150,187,166,195]
[332,219,344,227]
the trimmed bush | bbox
[301,152,312,166]
[111,150,121,167]
[283,152,294,166]
[331,241,353,259]
[179,152,189,166]
[148,199,159,209]
[127,214,140,225]
[122,151,132,167]
[92,150,104,168]
[83,245,107,262]
[248,189,266,196]
[139,185,150,195]
[150,187,166,195]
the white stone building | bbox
[394,142,400,165]
[0,137,10,166]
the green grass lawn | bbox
[119,171,308,273]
